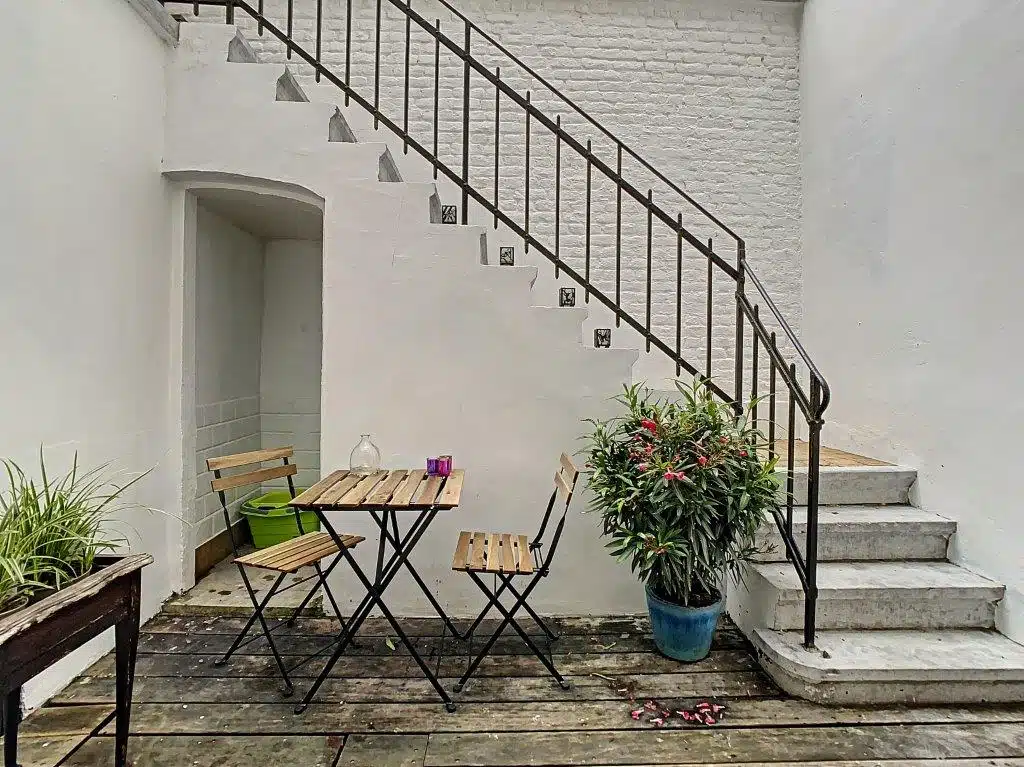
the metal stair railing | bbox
[168,0,831,648]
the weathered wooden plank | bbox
[515,534,533,574]
[500,534,517,573]
[54,671,775,706]
[85,648,758,680]
[17,704,111,737]
[291,469,348,506]
[210,463,297,492]
[62,735,340,767]
[99,700,1024,737]
[0,734,92,767]
[366,470,411,505]
[560,452,579,479]
[390,470,427,506]
[207,447,294,471]
[412,475,444,507]
[338,734,427,767]
[423,723,1024,766]
[0,554,152,645]
[140,613,662,638]
[624,762,1024,767]
[469,532,487,570]
[437,469,465,507]
[554,469,573,500]
[336,470,389,507]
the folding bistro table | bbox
[288,468,465,712]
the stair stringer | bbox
[166,23,648,616]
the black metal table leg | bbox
[3,687,20,767]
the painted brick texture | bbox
[171,0,802,396]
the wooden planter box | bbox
[0,553,152,767]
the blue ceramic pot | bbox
[645,586,724,662]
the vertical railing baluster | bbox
[705,238,713,379]
[462,22,471,224]
[403,0,411,153]
[524,91,531,254]
[734,240,746,410]
[258,0,264,35]
[554,115,561,276]
[585,141,592,303]
[768,332,777,462]
[432,19,440,180]
[615,144,622,327]
[676,213,683,377]
[312,0,321,78]
[373,0,381,127]
[225,0,234,24]
[286,0,293,58]
[786,364,797,541]
[194,1,199,16]
[493,68,500,229]
[645,189,653,352]
[804,377,822,649]
[751,305,759,430]
[345,0,352,103]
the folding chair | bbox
[450,453,580,692]
[206,447,363,696]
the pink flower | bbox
[644,444,655,456]
[697,455,708,467]
[663,471,676,481]
[637,463,649,471]
[739,450,748,458]
[719,436,729,445]
[640,419,658,433]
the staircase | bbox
[731,460,1024,704]
[158,2,1024,703]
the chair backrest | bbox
[207,447,298,554]
[530,453,580,571]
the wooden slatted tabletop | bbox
[290,469,465,510]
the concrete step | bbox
[752,628,1024,704]
[754,505,954,562]
[733,561,1004,631]
[783,465,916,506]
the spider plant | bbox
[0,450,145,612]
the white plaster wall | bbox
[800,0,1024,642]
[172,0,803,389]
[260,239,324,492]
[0,0,179,706]
[193,205,266,547]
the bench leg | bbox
[4,687,21,767]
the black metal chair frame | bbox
[454,468,579,693]
[208,451,355,697]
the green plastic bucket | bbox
[241,490,320,549]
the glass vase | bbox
[349,434,381,474]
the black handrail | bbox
[171,0,829,648]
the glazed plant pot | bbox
[645,586,724,662]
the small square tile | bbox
[594,328,612,348]
[441,205,458,224]
[559,287,576,307]
[499,246,515,266]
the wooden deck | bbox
[6,611,1024,766]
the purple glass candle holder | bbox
[437,455,452,477]
[426,457,439,476]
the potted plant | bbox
[0,451,154,767]
[582,379,779,661]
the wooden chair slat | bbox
[500,534,517,573]
[291,470,348,506]
[559,452,579,481]
[317,474,364,505]
[390,470,427,506]
[516,535,533,574]
[452,531,472,571]
[207,447,294,471]
[553,469,573,502]
[235,532,364,573]
[211,463,297,493]
[336,471,389,507]
[438,469,466,507]
[486,533,500,572]
[469,532,487,570]
[365,470,409,505]
[412,475,443,507]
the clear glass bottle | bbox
[349,434,381,474]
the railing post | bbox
[804,377,822,649]
[462,21,471,224]
[225,0,234,24]
[734,239,746,411]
